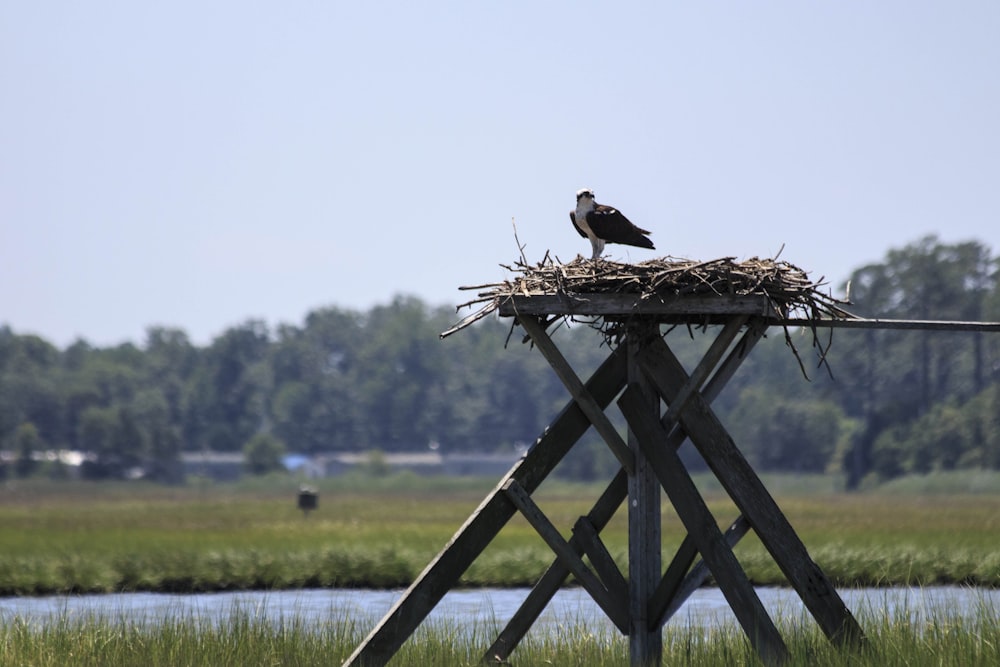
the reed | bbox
[0,599,998,666]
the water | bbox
[1,586,998,633]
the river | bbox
[2,586,998,634]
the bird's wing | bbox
[569,211,588,239]
[586,205,655,248]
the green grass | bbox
[2,471,1000,594]
[0,601,998,666]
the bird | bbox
[570,188,655,260]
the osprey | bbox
[570,188,655,260]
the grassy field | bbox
[1,470,1000,595]
[1,603,998,666]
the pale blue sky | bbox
[3,2,999,346]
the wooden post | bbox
[626,322,662,665]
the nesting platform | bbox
[347,257,868,667]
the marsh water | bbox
[1,586,998,633]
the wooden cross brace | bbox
[345,315,864,667]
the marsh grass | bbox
[1,599,998,666]
[3,473,1000,593]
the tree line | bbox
[2,234,999,486]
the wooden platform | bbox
[337,238,1000,665]
[346,290,881,666]
[497,293,777,319]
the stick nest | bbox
[442,254,854,339]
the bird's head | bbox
[575,188,595,203]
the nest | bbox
[443,254,853,336]
[441,253,856,377]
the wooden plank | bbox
[777,317,1000,332]
[650,514,750,626]
[503,479,629,632]
[519,315,635,474]
[619,385,789,667]
[573,515,629,610]
[659,316,747,430]
[626,323,663,666]
[499,293,775,317]
[344,348,628,667]
[484,469,629,663]
[485,322,768,663]
[638,335,865,647]
[648,533,698,630]
[645,321,760,629]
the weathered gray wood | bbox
[648,533,698,630]
[659,315,748,431]
[573,515,629,606]
[502,479,629,632]
[777,317,1000,332]
[344,349,628,667]
[499,293,775,317]
[500,294,1000,333]
[484,469,629,663]
[486,320,769,663]
[626,322,662,666]
[519,314,635,474]
[637,335,865,647]
[653,515,752,629]
[619,385,789,667]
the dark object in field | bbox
[298,487,318,516]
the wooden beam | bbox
[659,315,748,431]
[485,321,769,663]
[648,533,698,630]
[484,469,629,663]
[619,385,789,667]
[652,515,752,629]
[777,317,1000,332]
[637,336,865,647]
[573,515,629,606]
[518,314,634,474]
[499,293,775,317]
[502,479,629,632]
[645,321,761,629]
[344,348,628,667]
[626,322,663,666]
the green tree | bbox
[133,389,183,482]
[77,406,119,478]
[0,332,64,450]
[835,236,998,486]
[243,432,286,475]
[188,321,270,451]
[14,422,42,478]
[728,388,854,473]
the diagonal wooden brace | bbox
[503,479,629,632]
[619,385,789,667]
[651,515,752,629]
[637,335,865,647]
[484,469,629,663]
[344,347,628,667]
[518,315,634,474]
[658,315,748,431]
[486,321,770,663]
[573,514,628,604]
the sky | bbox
[2,2,999,348]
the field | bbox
[1,470,1000,595]
[3,471,1000,665]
